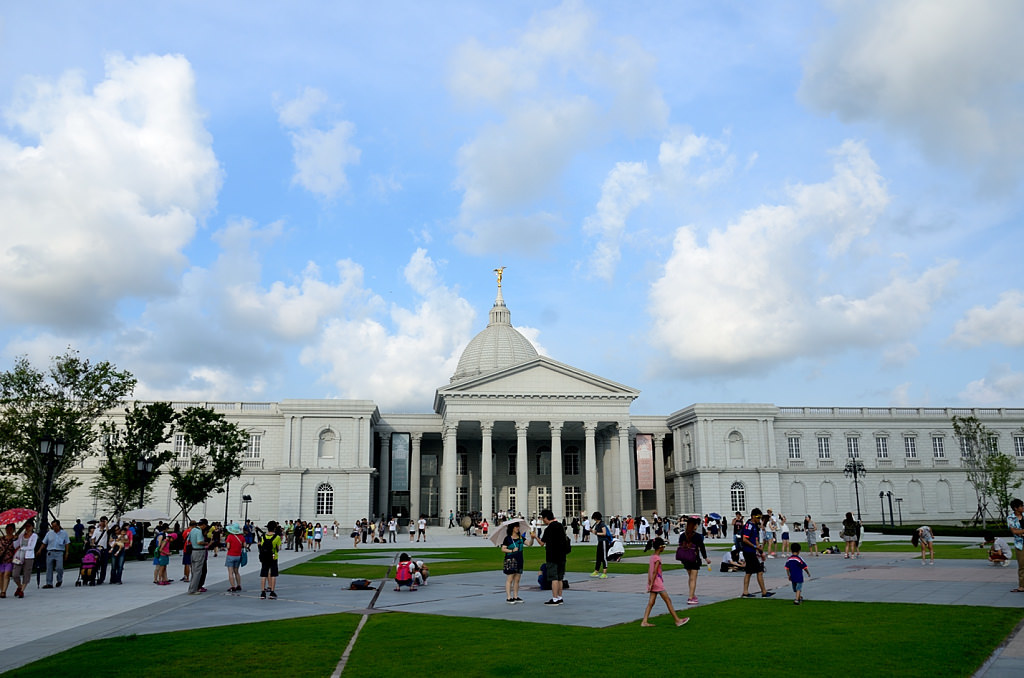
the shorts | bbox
[153,555,169,566]
[182,551,192,566]
[225,555,242,568]
[791,581,803,592]
[842,534,857,543]
[781,532,790,541]
[259,560,279,577]
[742,552,763,574]
[763,531,775,540]
[682,560,702,572]
[0,563,12,573]
[544,561,566,582]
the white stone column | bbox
[550,421,564,520]
[654,434,667,517]
[283,415,294,468]
[584,422,598,514]
[442,424,458,524]
[378,433,391,518]
[618,422,632,517]
[516,421,529,517]
[481,422,493,519]
[409,433,422,524]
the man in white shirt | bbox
[417,516,427,542]
[984,533,1012,566]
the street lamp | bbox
[38,436,66,539]
[136,456,156,508]
[879,491,887,524]
[843,457,867,522]
[885,491,895,527]
[895,497,904,526]
[242,494,252,524]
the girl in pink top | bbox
[640,537,689,627]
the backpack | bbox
[258,534,276,562]
[395,560,412,580]
[676,536,698,563]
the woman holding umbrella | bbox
[12,521,37,598]
[499,520,533,604]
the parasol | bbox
[489,518,530,546]
[0,508,37,525]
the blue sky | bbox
[1,1,1022,414]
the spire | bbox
[489,266,509,326]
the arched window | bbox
[316,483,334,515]
[730,481,746,513]
[728,431,744,459]
[318,429,336,459]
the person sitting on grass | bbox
[984,533,1011,566]
[395,553,417,591]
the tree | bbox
[952,415,998,528]
[167,406,247,522]
[91,402,176,518]
[986,451,1023,521]
[0,350,135,530]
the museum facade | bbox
[62,286,1024,528]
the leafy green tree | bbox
[952,415,998,528]
[91,402,177,518]
[986,451,1023,521]
[0,350,135,530]
[167,406,247,522]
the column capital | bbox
[515,421,530,435]
[480,421,494,435]
[653,433,665,444]
[617,421,631,434]
[549,421,564,435]
[410,432,423,444]
[444,424,458,438]
[584,422,598,434]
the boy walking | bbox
[785,543,810,605]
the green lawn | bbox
[6,601,1021,678]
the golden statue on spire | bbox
[493,266,505,288]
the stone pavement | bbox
[1,531,1022,676]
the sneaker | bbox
[599,573,607,579]
[589,571,601,577]
[42,585,53,589]
[762,591,775,598]
[260,590,267,599]
[687,597,698,605]
[199,587,207,593]
[544,598,560,605]
[794,599,801,605]
[506,598,515,604]
[269,591,277,599]
[513,597,524,603]
[741,593,756,598]
[676,617,690,626]
[55,581,62,588]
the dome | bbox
[451,288,538,383]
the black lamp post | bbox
[885,492,895,527]
[38,436,67,537]
[844,457,867,522]
[136,456,156,508]
[242,494,252,524]
[879,491,887,524]
[895,497,904,526]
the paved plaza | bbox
[1,531,1022,676]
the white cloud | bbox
[582,161,652,281]
[950,290,1024,347]
[960,364,1024,404]
[448,0,668,254]
[882,342,919,367]
[0,53,219,329]
[800,0,1024,191]
[301,249,478,411]
[649,141,957,374]
[276,88,360,200]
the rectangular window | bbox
[508,452,517,476]
[246,434,262,459]
[564,486,582,517]
[788,437,801,459]
[563,449,580,475]
[507,487,516,514]
[536,487,551,512]
[1015,436,1024,458]
[876,437,889,459]
[846,437,860,458]
[932,437,945,458]
[817,437,831,459]
[457,453,468,476]
[422,455,437,476]
[174,433,192,461]
[536,449,551,476]
[456,487,468,514]
[904,437,917,458]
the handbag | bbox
[13,553,24,566]
[240,549,248,568]
[502,554,518,574]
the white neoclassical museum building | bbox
[63,283,1024,528]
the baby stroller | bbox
[76,544,101,586]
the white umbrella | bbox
[489,518,530,546]
[121,508,172,523]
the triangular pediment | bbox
[436,356,639,407]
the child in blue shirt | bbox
[784,543,810,605]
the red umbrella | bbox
[0,508,37,525]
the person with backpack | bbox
[590,512,613,579]
[394,552,417,591]
[258,521,282,599]
[532,509,568,605]
[676,516,711,605]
